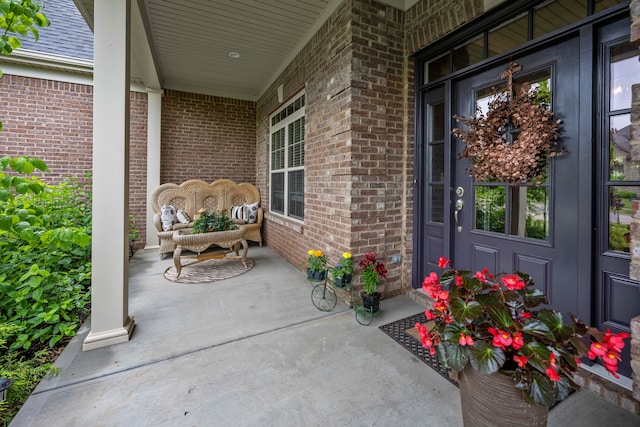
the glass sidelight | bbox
[605,42,640,253]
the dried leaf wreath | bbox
[452,82,563,185]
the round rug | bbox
[163,257,255,284]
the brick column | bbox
[629,0,640,404]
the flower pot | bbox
[333,274,352,288]
[307,268,326,281]
[360,291,380,313]
[459,364,549,427]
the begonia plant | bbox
[415,256,628,407]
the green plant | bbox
[415,257,629,407]
[358,252,387,295]
[129,214,140,241]
[331,252,354,280]
[190,210,237,234]
[0,322,57,426]
[0,160,92,351]
[306,249,327,273]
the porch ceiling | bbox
[73,0,418,101]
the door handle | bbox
[454,199,464,232]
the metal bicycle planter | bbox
[309,270,378,325]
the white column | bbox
[84,0,135,351]
[145,89,162,249]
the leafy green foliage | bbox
[0,159,92,352]
[191,210,237,234]
[0,0,49,55]
[0,322,58,426]
[417,258,629,407]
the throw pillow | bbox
[160,204,176,231]
[244,202,259,224]
[231,205,246,222]
[176,210,191,224]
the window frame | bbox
[269,91,306,222]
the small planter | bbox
[333,274,352,288]
[361,291,380,313]
[307,268,326,281]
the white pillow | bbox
[176,210,191,224]
[230,205,245,222]
[244,202,259,224]
[160,204,176,231]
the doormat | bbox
[379,312,458,387]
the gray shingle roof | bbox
[18,0,93,60]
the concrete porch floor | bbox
[10,246,640,426]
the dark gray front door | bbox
[452,36,585,318]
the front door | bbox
[452,36,586,318]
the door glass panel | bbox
[609,114,640,182]
[610,43,640,111]
[608,186,640,253]
[488,13,528,57]
[533,0,587,39]
[510,185,550,239]
[429,144,444,182]
[470,69,552,239]
[475,185,506,233]
[430,185,444,223]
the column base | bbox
[82,316,135,351]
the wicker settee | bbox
[150,179,263,258]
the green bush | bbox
[0,323,57,426]
[614,190,636,199]
[0,157,92,351]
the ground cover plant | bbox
[0,157,92,425]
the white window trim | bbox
[269,91,305,223]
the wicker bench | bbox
[150,179,263,258]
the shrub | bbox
[0,157,92,351]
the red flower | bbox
[437,256,451,269]
[474,271,488,283]
[602,329,629,353]
[520,311,532,319]
[459,333,475,346]
[549,353,557,369]
[588,342,607,359]
[512,332,524,350]
[455,276,464,287]
[546,367,561,381]
[513,355,528,368]
[488,328,512,350]
[500,274,525,291]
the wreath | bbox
[452,66,562,185]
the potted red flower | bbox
[415,257,628,426]
[358,252,387,313]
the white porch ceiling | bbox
[73,0,418,101]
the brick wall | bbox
[0,75,93,181]
[129,92,148,248]
[256,0,414,296]
[0,75,150,248]
[405,0,486,55]
[160,90,256,184]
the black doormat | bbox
[379,312,458,387]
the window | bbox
[270,92,305,220]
